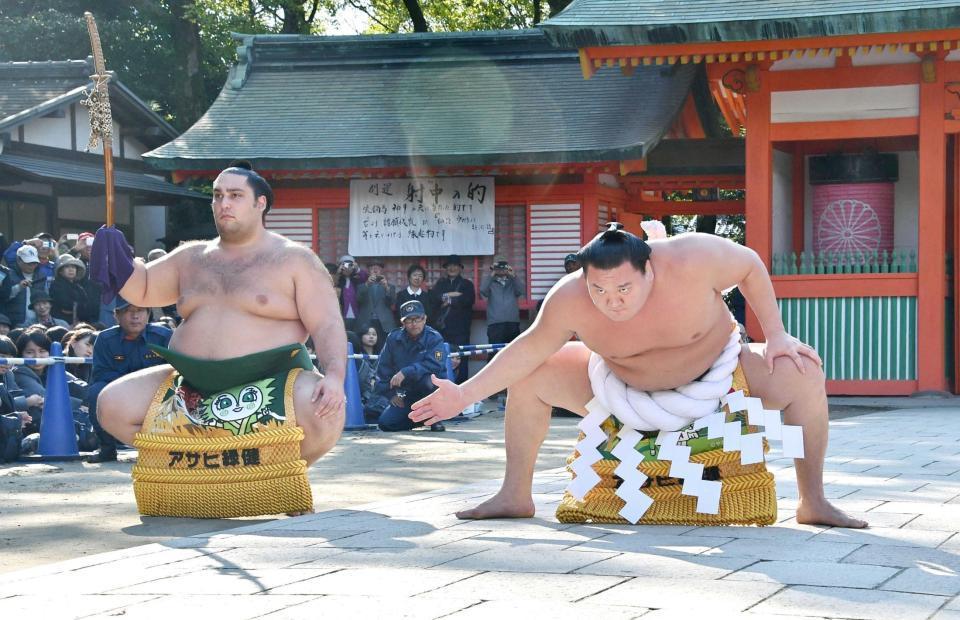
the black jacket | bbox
[430,275,475,336]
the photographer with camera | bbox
[3,245,49,328]
[479,257,525,351]
[335,254,365,332]
[357,259,397,332]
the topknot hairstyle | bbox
[577,222,652,274]
[218,159,274,221]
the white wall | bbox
[803,150,918,253]
[134,205,167,254]
[22,114,72,149]
[123,136,145,160]
[893,151,919,251]
[58,195,131,226]
[19,104,154,160]
[771,85,919,123]
[772,149,793,256]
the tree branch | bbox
[345,0,396,32]
[307,0,321,24]
[402,0,429,32]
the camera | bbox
[341,261,354,268]
[492,260,509,270]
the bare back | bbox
[144,233,329,359]
[546,237,735,391]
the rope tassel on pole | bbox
[81,12,115,227]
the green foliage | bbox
[0,0,572,127]
[357,0,539,32]
[0,2,257,128]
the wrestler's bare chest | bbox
[573,286,734,391]
[176,246,300,321]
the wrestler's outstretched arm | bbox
[118,243,192,308]
[693,233,822,373]
[409,287,575,425]
[293,247,347,418]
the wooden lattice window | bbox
[315,207,349,266]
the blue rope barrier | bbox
[0,357,92,366]
[0,343,508,367]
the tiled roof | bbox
[144,29,695,170]
[0,58,177,143]
[0,150,208,200]
[542,1,960,47]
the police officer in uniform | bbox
[85,298,172,462]
[374,300,446,432]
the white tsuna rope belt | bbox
[587,328,742,431]
[568,329,804,523]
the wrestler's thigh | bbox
[292,370,344,463]
[517,341,593,415]
[738,343,825,410]
[97,364,173,427]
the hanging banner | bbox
[348,177,495,257]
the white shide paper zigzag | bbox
[567,390,805,523]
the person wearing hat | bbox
[430,254,475,384]
[0,314,11,337]
[335,254,366,331]
[3,245,47,328]
[26,291,69,329]
[373,300,446,432]
[563,253,581,275]
[49,254,91,325]
[356,259,397,333]
[84,298,172,462]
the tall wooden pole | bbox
[83,12,115,227]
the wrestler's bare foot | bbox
[796,499,868,529]
[286,508,315,517]
[455,492,536,520]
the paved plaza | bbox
[2,406,959,619]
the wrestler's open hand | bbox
[764,331,822,374]
[311,374,346,418]
[409,375,466,426]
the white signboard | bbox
[348,177,495,256]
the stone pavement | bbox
[1,407,958,619]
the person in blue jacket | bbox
[85,298,172,462]
[374,300,446,432]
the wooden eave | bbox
[578,29,960,78]
[171,160,641,183]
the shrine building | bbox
[143,29,725,347]
[542,0,960,395]
[146,1,960,395]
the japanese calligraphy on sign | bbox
[348,177,495,256]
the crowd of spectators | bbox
[0,231,180,462]
[0,229,538,451]
[331,253,527,432]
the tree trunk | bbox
[167,0,207,128]
[533,0,542,24]
[547,0,572,17]
[280,1,309,33]
[403,0,429,32]
[696,215,718,234]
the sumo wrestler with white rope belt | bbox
[412,222,867,529]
